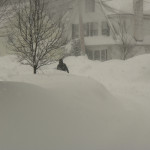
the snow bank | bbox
[0,53,150,101]
[0,55,32,81]
[0,54,150,101]
[0,80,119,150]
[0,54,150,150]
[0,80,150,150]
[63,54,150,101]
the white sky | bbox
[105,0,150,14]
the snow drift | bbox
[0,80,150,150]
[63,54,150,101]
[0,54,150,150]
[0,80,121,150]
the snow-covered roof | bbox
[84,36,119,46]
[84,35,150,46]
[104,0,150,15]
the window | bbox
[93,50,107,61]
[85,0,95,12]
[72,24,79,39]
[87,49,107,61]
[84,23,90,36]
[102,21,110,36]
[94,50,100,60]
[101,50,107,61]
[84,22,98,37]
[72,22,98,39]
[90,22,98,36]
[87,50,93,60]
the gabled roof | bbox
[84,35,150,46]
[103,0,150,15]
[84,36,119,46]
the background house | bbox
[0,0,150,60]
[68,0,150,61]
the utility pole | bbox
[98,0,117,40]
[78,0,85,55]
[133,0,143,42]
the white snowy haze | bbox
[0,0,150,150]
[105,0,150,14]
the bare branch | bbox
[8,0,66,74]
[113,15,135,60]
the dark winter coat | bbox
[57,59,69,73]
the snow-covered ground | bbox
[0,54,150,150]
[1,54,150,102]
[49,54,150,102]
[1,80,120,150]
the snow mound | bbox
[0,81,119,150]
[0,54,150,149]
[1,81,150,150]
[63,54,150,100]
[0,55,32,81]
[0,54,150,101]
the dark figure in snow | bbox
[57,59,69,73]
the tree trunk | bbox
[78,0,85,55]
[123,48,127,60]
[33,66,37,74]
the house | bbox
[68,0,150,61]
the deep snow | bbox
[1,54,150,102]
[0,80,122,150]
[57,54,150,102]
[0,54,150,150]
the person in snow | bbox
[57,59,69,73]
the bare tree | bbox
[0,0,10,37]
[112,16,135,60]
[8,0,65,74]
[0,0,8,20]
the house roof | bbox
[103,0,150,15]
[84,36,119,46]
[84,35,150,47]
